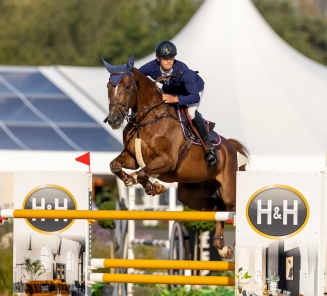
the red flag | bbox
[75,152,90,166]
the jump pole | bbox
[3,209,236,287]
[90,273,235,286]
[90,259,235,271]
[0,209,235,222]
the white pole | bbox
[168,186,176,241]
[127,187,135,296]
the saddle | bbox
[177,107,221,147]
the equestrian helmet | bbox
[155,40,177,58]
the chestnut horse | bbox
[102,55,249,259]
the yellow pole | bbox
[11,209,218,221]
[100,273,235,286]
[99,259,235,271]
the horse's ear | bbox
[126,55,134,71]
[102,57,115,73]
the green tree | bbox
[0,0,202,66]
[95,182,120,229]
[253,0,327,66]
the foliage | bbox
[95,183,118,208]
[97,201,116,229]
[0,219,13,237]
[0,243,13,294]
[0,220,13,294]
[266,271,280,283]
[253,0,327,66]
[95,183,119,229]
[22,258,45,280]
[91,283,106,296]
[235,267,252,293]
[133,245,163,260]
[0,0,202,66]
[151,285,234,296]
[181,206,216,232]
[0,0,325,67]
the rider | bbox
[138,40,219,166]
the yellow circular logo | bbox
[23,184,77,234]
[246,185,309,239]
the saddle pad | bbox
[177,109,221,147]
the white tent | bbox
[3,0,326,173]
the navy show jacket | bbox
[138,59,205,106]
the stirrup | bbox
[205,147,219,166]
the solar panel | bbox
[0,70,122,151]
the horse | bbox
[102,55,249,259]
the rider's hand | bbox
[162,94,179,104]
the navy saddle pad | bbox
[177,108,221,147]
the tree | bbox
[0,0,202,66]
[253,0,327,66]
[95,183,119,229]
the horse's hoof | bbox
[213,234,225,249]
[125,172,138,187]
[144,183,157,196]
[218,246,234,259]
[153,181,166,194]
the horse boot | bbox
[192,111,219,166]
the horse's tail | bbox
[227,138,250,171]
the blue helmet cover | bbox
[102,55,134,87]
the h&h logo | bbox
[23,185,77,234]
[246,185,309,239]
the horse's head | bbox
[102,55,136,129]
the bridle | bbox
[103,71,137,124]
[103,71,182,134]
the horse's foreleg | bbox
[137,154,176,196]
[110,150,139,187]
[137,168,167,196]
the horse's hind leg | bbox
[213,172,237,259]
[178,182,234,259]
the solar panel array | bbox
[0,69,122,151]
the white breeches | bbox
[188,90,204,119]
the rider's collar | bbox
[160,66,173,76]
[160,67,173,84]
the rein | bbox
[103,71,181,135]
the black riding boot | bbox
[192,111,219,166]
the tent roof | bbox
[0,65,123,174]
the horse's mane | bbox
[133,67,162,98]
